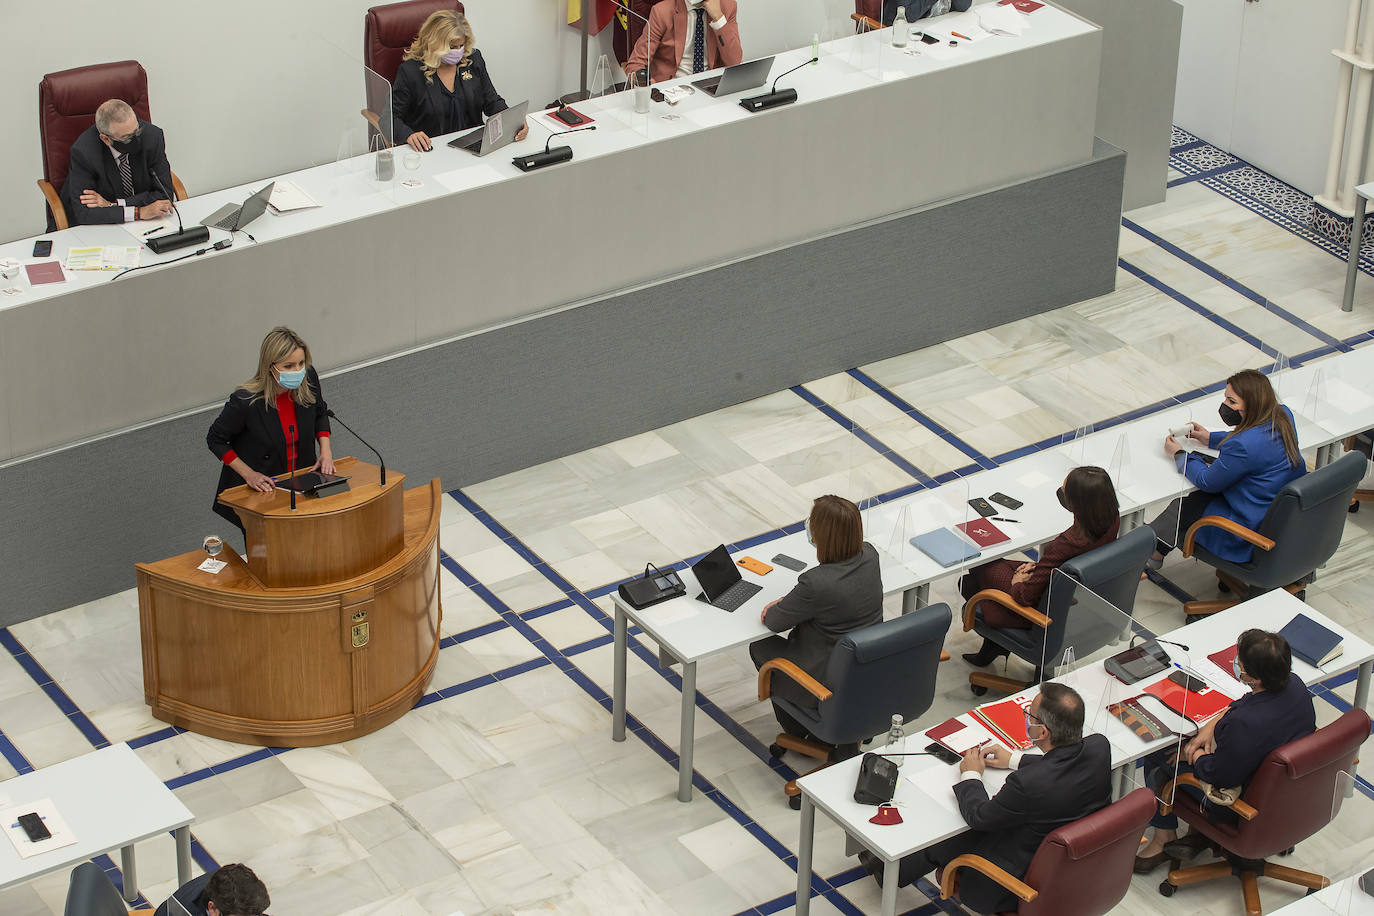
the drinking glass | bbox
[203,536,223,560]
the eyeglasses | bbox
[101,126,143,143]
[1023,711,1042,727]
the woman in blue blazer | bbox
[1149,369,1305,566]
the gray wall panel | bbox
[0,144,1123,623]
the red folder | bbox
[926,717,967,754]
[957,519,1009,548]
[1207,645,1239,674]
[1000,0,1044,11]
[25,262,64,285]
[1143,677,1232,723]
[971,695,1035,750]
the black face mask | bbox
[1056,486,1070,511]
[1218,403,1243,427]
[110,135,141,155]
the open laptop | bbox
[691,544,762,612]
[692,56,776,97]
[447,100,531,156]
[202,182,275,232]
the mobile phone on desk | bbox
[772,554,807,572]
[919,32,939,44]
[1168,669,1207,693]
[967,497,997,517]
[989,492,1023,510]
[737,556,773,575]
[17,812,50,842]
[925,742,961,765]
[554,106,588,126]
[33,240,52,258]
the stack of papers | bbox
[268,180,321,214]
[65,246,139,271]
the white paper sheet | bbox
[268,179,322,213]
[1,799,76,858]
[905,762,1012,817]
[637,600,699,628]
[934,721,998,753]
[433,163,510,194]
[121,214,176,243]
[977,4,1025,36]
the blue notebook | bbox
[1278,614,1343,668]
[911,528,981,568]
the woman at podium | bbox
[206,326,334,531]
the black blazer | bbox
[951,734,1113,914]
[154,873,210,916]
[390,52,508,143]
[882,0,972,24]
[60,121,174,226]
[206,368,330,524]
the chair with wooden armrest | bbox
[1179,451,1366,618]
[362,0,465,145]
[937,787,1156,916]
[38,61,189,232]
[965,525,1154,697]
[852,0,884,31]
[1158,709,1370,915]
[758,602,950,808]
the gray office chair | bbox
[965,525,1156,696]
[63,862,128,916]
[758,602,951,808]
[1180,451,1366,617]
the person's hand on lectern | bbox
[243,469,276,492]
[312,438,337,477]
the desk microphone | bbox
[146,172,210,254]
[287,423,297,510]
[513,125,596,172]
[326,409,386,486]
[1131,633,1191,653]
[740,57,818,112]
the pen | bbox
[951,30,972,40]
[143,228,160,236]
[991,517,1018,523]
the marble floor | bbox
[2,136,1373,916]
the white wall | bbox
[1,0,854,244]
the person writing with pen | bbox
[859,683,1112,913]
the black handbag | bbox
[617,563,686,610]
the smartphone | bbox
[967,497,997,517]
[737,556,773,576]
[17,812,50,842]
[554,107,587,126]
[925,742,961,765]
[989,492,1023,511]
[919,32,939,44]
[32,240,52,258]
[1168,669,1206,693]
[772,554,807,572]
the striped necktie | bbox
[692,7,706,74]
[117,153,133,199]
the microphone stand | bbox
[513,125,597,172]
[740,57,819,112]
[326,409,387,487]
[146,172,210,253]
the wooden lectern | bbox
[136,457,442,747]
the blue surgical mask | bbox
[277,368,306,390]
[805,518,814,545]
[441,47,466,65]
[1232,657,1245,682]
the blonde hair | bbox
[404,10,476,82]
[240,326,316,408]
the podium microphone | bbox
[146,172,210,254]
[513,125,596,172]
[287,423,297,511]
[740,57,818,112]
[326,409,386,486]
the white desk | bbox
[793,590,1373,916]
[0,743,194,904]
[1272,873,1374,914]
[609,529,922,801]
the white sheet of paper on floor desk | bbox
[433,163,510,194]
[905,762,1012,817]
[121,214,176,243]
[1,799,76,857]
[938,721,999,754]
[977,4,1025,36]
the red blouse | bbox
[221,390,328,468]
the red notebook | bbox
[1000,0,1044,10]
[957,519,1009,548]
[25,262,65,285]
[971,695,1035,750]
[1143,677,1232,723]
[1207,645,1239,674]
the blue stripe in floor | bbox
[1123,217,1349,352]
[1119,258,1284,359]
[792,384,938,488]
[0,629,110,750]
[847,368,996,470]
[1166,162,1245,188]
[0,727,33,775]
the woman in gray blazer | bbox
[749,495,884,754]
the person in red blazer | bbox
[623,0,744,85]
[961,466,1121,667]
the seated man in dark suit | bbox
[154,863,269,916]
[1134,629,1316,871]
[860,682,1112,914]
[60,98,175,226]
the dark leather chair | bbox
[1158,708,1372,915]
[853,0,883,30]
[938,787,1157,916]
[1342,432,1373,511]
[1180,451,1366,617]
[758,602,951,807]
[38,60,188,232]
[362,0,465,142]
[63,862,129,916]
[965,525,1155,696]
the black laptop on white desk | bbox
[692,544,762,611]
